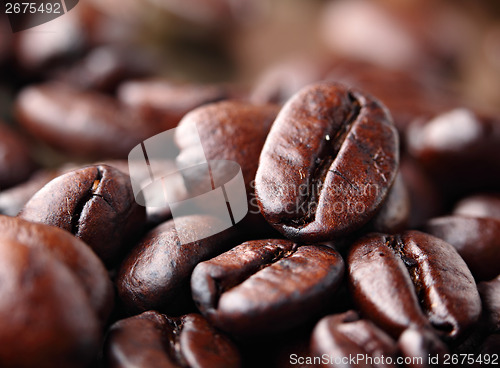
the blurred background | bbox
[0,0,499,188]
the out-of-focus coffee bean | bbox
[0,122,36,190]
[13,9,87,73]
[15,82,151,159]
[310,310,398,368]
[320,0,473,72]
[399,157,443,228]
[407,108,500,197]
[397,328,449,368]
[255,82,399,242]
[55,45,157,93]
[19,164,146,266]
[191,239,344,336]
[348,231,481,339]
[0,215,113,324]
[104,311,241,368]
[453,193,500,220]
[424,216,500,281]
[117,215,240,313]
[370,172,410,234]
[0,237,99,368]
[118,79,235,132]
[477,275,500,333]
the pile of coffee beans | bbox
[0,1,499,367]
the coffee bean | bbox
[118,79,235,132]
[399,157,443,228]
[310,310,398,368]
[453,193,500,221]
[407,108,500,197]
[0,122,36,190]
[15,83,151,159]
[348,230,481,339]
[370,172,410,234]
[19,164,146,266]
[255,82,399,242]
[117,215,239,313]
[397,328,449,368]
[55,45,156,93]
[0,237,99,368]
[191,239,344,336]
[424,216,500,281]
[477,275,500,333]
[175,101,279,194]
[104,311,241,368]
[0,215,113,324]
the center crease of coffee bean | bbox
[289,93,361,228]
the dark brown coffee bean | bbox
[407,108,500,197]
[0,237,99,368]
[326,60,456,134]
[310,310,398,368]
[348,231,481,339]
[249,58,330,105]
[117,215,239,313]
[55,45,156,93]
[255,82,399,242]
[0,215,113,324]
[15,82,150,159]
[0,122,36,190]
[175,101,279,193]
[104,311,241,368]
[397,328,449,368]
[400,157,443,228]
[370,172,410,234]
[424,216,500,281]
[19,164,146,266]
[453,194,500,221]
[191,239,344,336]
[118,79,234,132]
[477,275,500,333]
[0,170,58,216]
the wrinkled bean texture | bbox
[19,164,146,266]
[255,82,399,242]
[104,311,241,368]
[348,230,481,339]
[191,239,345,336]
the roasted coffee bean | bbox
[117,215,239,313]
[0,215,113,324]
[399,157,443,228]
[310,310,398,368]
[370,172,410,234]
[348,231,481,339]
[175,101,279,193]
[0,122,36,189]
[118,79,234,132]
[477,275,500,333]
[191,239,344,336]
[55,45,156,93]
[15,82,151,159]
[104,311,241,368]
[453,193,500,220]
[255,82,399,242]
[19,164,146,266]
[321,1,471,72]
[397,328,448,368]
[0,237,99,368]
[407,108,500,197]
[424,216,500,281]
[0,170,58,216]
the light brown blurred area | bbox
[1,0,499,112]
